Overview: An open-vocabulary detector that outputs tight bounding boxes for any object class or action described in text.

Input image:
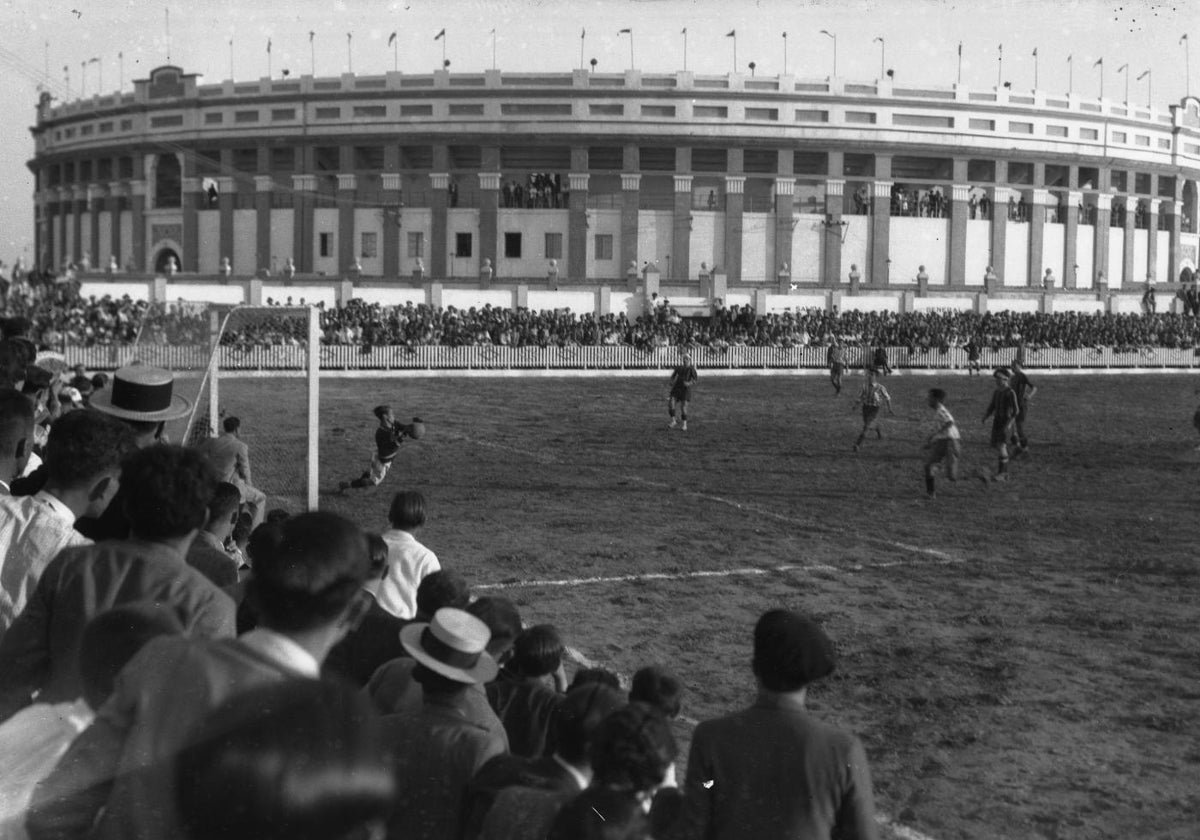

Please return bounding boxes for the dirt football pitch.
[217,371,1199,840]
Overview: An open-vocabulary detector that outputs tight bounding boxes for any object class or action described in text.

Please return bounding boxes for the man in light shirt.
[0,410,136,638]
[0,389,34,495]
[378,490,440,619]
[922,388,962,499]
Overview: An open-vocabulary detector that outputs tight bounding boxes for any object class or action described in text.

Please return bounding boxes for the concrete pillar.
[1121,196,1137,286]
[949,183,970,286]
[1064,190,1081,289]
[1146,198,1161,282]
[255,175,273,274]
[568,173,589,282]
[672,174,693,282]
[130,180,147,272]
[248,278,263,305]
[870,180,893,286]
[381,172,402,279]
[990,186,1012,285]
[179,177,199,272]
[337,173,356,275]
[218,176,236,273]
[430,172,449,278]
[85,184,101,270]
[725,176,745,282]
[1093,193,1112,288]
[1027,189,1049,289]
[774,177,795,290]
[823,179,845,287]
[291,174,316,275]
[478,171,500,279]
[1166,198,1183,282]
[71,187,85,266]
[620,173,641,283]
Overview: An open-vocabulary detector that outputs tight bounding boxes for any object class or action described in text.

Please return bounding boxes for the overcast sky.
[0,0,1193,266]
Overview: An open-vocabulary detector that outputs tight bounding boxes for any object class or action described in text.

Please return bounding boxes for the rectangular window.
[271,108,296,121]
[1080,127,1099,140]
[1112,131,1127,143]
[455,232,473,257]
[504,233,522,258]
[400,105,433,117]
[969,118,995,131]
[594,234,613,260]
[150,115,183,128]
[500,103,573,115]
[1158,138,1171,149]
[99,122,113,133]
[80,125,94,136]
[449,104,485,116]
[1008,121,1034,134]
[1135,135,1150,147]
[234,110,260,123]
[353,105,387,118]
[360,232,377,259]
[589,104,624,116]
[120,119,133,131]
[314,107,341,120]
[204,113,224,124]
[892,114,953,128]
[1046,125,1068,137]
[407,232,424,258]
[641,105,676,118]
[795,109,829,123]
[745,108,779,121]
[544,233,563,259]
[319,233,333,258]
[844,111,877,124]
[693,106,728,118]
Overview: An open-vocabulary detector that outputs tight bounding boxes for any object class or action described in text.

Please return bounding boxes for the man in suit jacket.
[195,416,267,526]
[0,445,235,722]
[670,609,878,840]
[26,511,372,840]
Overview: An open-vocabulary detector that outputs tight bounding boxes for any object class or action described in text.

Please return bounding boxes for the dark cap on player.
[993,367,1011,379]
[373,405,392,419]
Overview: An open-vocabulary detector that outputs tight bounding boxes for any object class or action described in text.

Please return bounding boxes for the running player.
[981,368,1020,481]
[963,337,982,376]
[922,388,961,498]
[339,405,424,490]
[667,352,698,431]
[1008,359,1037,456]
[852,368,894,451]
[826,339,846,395]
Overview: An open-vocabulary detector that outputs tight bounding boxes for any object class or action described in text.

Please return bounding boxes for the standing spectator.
[376,490,440,619]
[0,445,234,722]
[670,609,877,840]
[0,410,135,637]
[195,417,267,527]
[26,511,373,840]
[0,389,34,494]
[487,624,569,758]
[185,482,242,588]
[383,608,506,840]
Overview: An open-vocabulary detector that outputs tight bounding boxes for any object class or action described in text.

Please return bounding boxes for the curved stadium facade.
[27,64,1200,310]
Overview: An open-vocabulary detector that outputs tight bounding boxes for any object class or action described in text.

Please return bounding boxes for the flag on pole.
[1137,69,1149,80]
[958,42,962,56]
[1093,57,1103,67]
[1118,63,1128,72]
[681,27,687,35]
[388,32,397,46]
[618,28,631,34]
[434,28,445,40]
[267,39,272,53]
[310,31,315,43]
[726,30,735,37]
[581,28,585,39]
[1032,47,1037,57]
[1182,34,1189,44]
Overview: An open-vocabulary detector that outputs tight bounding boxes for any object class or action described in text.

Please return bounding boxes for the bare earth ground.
[218,372,1199,840]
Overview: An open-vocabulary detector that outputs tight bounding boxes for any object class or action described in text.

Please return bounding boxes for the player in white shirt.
[922,388,961,499]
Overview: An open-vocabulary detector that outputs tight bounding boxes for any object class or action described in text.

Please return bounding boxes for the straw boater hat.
[399,608,498,685]
[89,365,191,422]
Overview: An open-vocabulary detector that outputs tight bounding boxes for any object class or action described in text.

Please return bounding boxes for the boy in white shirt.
[923,388,961,499]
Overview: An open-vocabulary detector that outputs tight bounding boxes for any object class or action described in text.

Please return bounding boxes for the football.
[403,418,426,439]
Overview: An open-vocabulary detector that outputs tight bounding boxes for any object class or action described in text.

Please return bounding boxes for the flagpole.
[733,33,737,72]
[997,43,1003,87]
[122,50,126,89]
[1138,70,1151,109]
[491,29,496,71]
[347,33,352,74]
[1183,35,1191,98]
[311,32,316,76]
[957,42,962,85]
[267,39,272,79]
[782,32,787,76]
[1033,48,1038,91]
[874,36,884,78]
[1067,55,1073,96]
[165,8,171,63]
[819,30,836,77]
[630,30,634,70]
[1119,64,1128,104]
[683,29,688,73]
[1098,59,1103,101]
[580,29,585,71]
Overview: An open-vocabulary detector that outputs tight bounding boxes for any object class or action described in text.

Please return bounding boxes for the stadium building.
[27,64,1200,310]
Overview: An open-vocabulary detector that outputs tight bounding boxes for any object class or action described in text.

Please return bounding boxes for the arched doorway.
[154,247,181,274]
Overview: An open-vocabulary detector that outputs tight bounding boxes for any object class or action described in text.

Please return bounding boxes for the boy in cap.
[922,388,961,499]
[339,405,424,490]
[667,352,698,431]
[982,367,1020,482]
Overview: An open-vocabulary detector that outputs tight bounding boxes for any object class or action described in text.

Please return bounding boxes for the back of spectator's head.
[752,609,837,693]
[630,666,683,720]
[467,596,522,660]
[510,624,565,678]
[0,388,34,476]
[387,490,426,530]
[414,569,470,619]
[546,787,648,840]
[365,533,388,579]
[21,365,52,397]
[78,603,185,709]
[223,416,240,434]
[90,372,109,392]
[44,409,137,512]
[554,683,627,766]
[246,521,285,567]
[265,508,291,525]
[0,342,26,389]
[121,445,217,541]
[589,703,677,793]
[207,482,242,529]
[247,512,371,635]
[569,667,622,693]
[176,679,394,840]
[232,512,254,548]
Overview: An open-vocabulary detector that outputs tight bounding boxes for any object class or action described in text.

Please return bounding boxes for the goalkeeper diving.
[339,404,425,490]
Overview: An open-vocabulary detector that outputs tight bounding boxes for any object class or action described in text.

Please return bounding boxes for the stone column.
[254,175,273,275]
[337,173,356,276]
[724,176,745,283]
[478,171,501,280]
[620,172,641,281]
[1121,196,1137,287]
[870,180,893,286]
[36,191,51,270]
[1093,193,1112,288]
[108,181,124,269]
[1027,188,1049,289]
[291,174,316,274]
[990,186,1012,285]
[430,172,450,278]
[1166,199,1183,283]
[381,172,402,279]
[219,176,236,273]
[949,183,971,286]
[568,173,589,281]
[87,184,103,270]
[673,174,693,282]
[1146,198,1161,282]
[823,179,845,286]
[774,178,795,290]
[130,179,147,271]
[1064,190,1081,288]
[71,187,85,266]
[180,176,200,272]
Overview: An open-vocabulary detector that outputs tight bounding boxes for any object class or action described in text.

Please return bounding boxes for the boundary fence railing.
[59,344,1200,372]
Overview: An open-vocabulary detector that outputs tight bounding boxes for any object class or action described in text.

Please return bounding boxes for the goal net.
[129,303,321,512]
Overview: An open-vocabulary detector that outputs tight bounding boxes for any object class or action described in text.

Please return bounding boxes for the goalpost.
[133,303,322,512]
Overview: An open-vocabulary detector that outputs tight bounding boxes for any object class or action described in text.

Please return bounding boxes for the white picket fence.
[58,344,1200,372]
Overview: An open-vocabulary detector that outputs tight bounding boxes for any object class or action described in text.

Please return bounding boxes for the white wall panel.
[585,209,621,281]
[840,294,902,313]
[119,211,133,271]
[842,216,870,284]
[197,211,220,274]
[890,217,948,285]
[527,291,596,313]
[688,211,719,279]
[495,210,569,279]
[97,215,113,266]
[911,296,975,312]
[166,283,246,304]
[1042,223,1065,289]
[232,209,257,275]
[1132,230,1149,284]
[965,220,991,286]
[791,214,823,283]
[1003,223,1029,287]
[269,210,294,273]
[1076,226,1095,288]
[741,212,773,283]
[442,288,512,309]
[1156,231,1171,283]
[313,208,339,276]
[446,209,481,278]
[989,297,1039,313]
[1051,296,1105,314]
[262,285,337,307]
[353,287,428,306]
